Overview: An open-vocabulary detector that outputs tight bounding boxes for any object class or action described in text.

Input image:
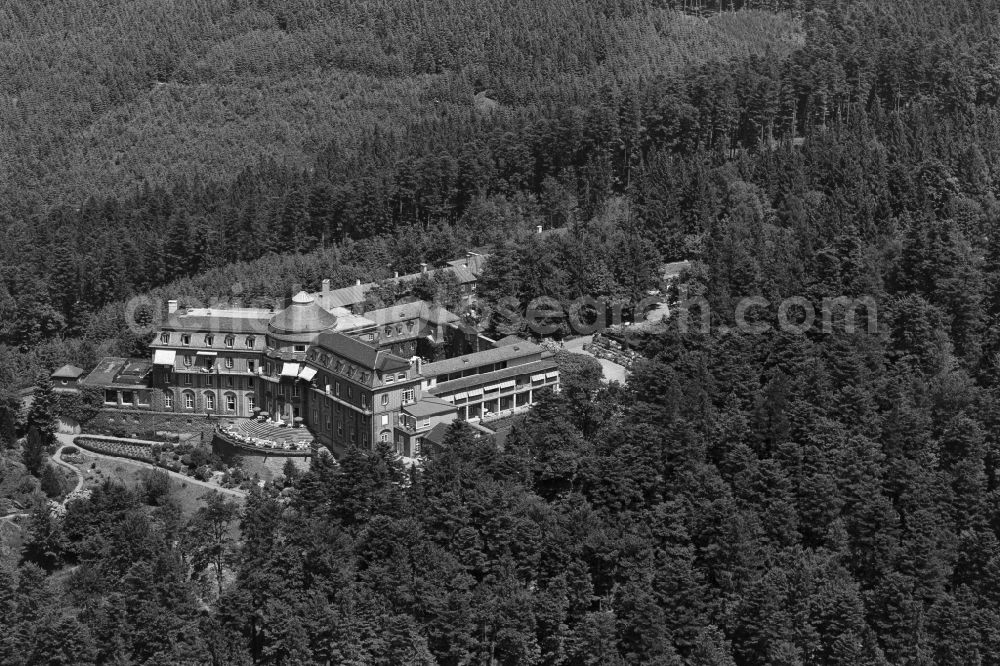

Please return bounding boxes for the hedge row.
[74,437,155,464]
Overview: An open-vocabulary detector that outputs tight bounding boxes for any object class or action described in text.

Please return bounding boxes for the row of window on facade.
[162,390,253,413]
[103,388,252,413]
[382,321,415,338]
[304,399,373,445]
[104,390,150,407]
[179,356,247,370]
[162,333,257,348]
[306,350,390,384]
[319,379,414,407]
[168,370,255,389]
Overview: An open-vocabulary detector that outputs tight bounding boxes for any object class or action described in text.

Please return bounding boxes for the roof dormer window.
[181,334,191,346]
[160,332,170,344]
[204,334,214,346]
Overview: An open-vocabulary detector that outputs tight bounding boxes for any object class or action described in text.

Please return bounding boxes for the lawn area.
[71,451,244,516]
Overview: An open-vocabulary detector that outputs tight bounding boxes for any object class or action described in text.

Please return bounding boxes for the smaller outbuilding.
[51,364,86,393]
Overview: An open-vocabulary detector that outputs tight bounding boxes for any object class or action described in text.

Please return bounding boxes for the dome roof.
[268,292,340,336]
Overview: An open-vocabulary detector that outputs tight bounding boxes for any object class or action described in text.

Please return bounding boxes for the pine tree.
[282,458,300,485]
[186,493,241,596]
[40,464,63,498]
[26,374,57,448]
[22,427,45,477]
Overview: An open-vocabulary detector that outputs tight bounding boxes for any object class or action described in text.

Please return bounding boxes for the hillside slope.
[0,1,801,208]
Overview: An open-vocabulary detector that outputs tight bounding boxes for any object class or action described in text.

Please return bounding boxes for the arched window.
[225,393,236,413]
[379,430,392,443]
[205,391,216,411]
[164,391,173,409]
[183,391,195,410]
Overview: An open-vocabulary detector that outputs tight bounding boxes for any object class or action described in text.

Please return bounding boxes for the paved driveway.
[562,336,629,384]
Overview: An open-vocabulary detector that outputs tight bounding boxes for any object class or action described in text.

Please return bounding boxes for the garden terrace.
[216,420,316,455]
[74,436,155,464]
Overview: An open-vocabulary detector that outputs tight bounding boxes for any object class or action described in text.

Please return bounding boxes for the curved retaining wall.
[212,430,313,481]
[212,427,315,458]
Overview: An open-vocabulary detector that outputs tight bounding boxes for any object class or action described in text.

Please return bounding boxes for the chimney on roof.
[322,278,330,293]
[356,279,361,286]
[410,355,422,375]
[536,225,543,234]
[420,262,428,273]
[167,300,178,314]
[394,271,399,279]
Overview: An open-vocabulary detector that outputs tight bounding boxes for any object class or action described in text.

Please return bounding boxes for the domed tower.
[267,291,341,355]
[261,292,342,426]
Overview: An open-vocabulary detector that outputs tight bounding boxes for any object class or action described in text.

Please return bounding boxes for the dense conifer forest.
[5,0,1000,663]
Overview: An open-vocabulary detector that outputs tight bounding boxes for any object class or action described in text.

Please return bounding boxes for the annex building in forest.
[74,256,560,457]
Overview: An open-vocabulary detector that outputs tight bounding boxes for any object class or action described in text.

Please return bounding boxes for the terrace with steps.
[216,418,317,453]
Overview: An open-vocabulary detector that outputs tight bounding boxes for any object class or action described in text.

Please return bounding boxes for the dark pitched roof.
[485,415,527,448]
[363,302,459,335]
[421,340,548,377]
[315,331,379,367]
[314,331,410,373]
[422,302,460,325]
[316,283,367,310]
[315,252,490,308]
[376,355,411,373]
[51,364,85,379]
[428,359,557,395]
[422,422,451,448]
[446,252,488,276]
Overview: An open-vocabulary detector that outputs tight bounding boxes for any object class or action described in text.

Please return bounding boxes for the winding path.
[55,433,246,499]
[0,510,28,522]
[51,444,85,496]
[0,443,86,523]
